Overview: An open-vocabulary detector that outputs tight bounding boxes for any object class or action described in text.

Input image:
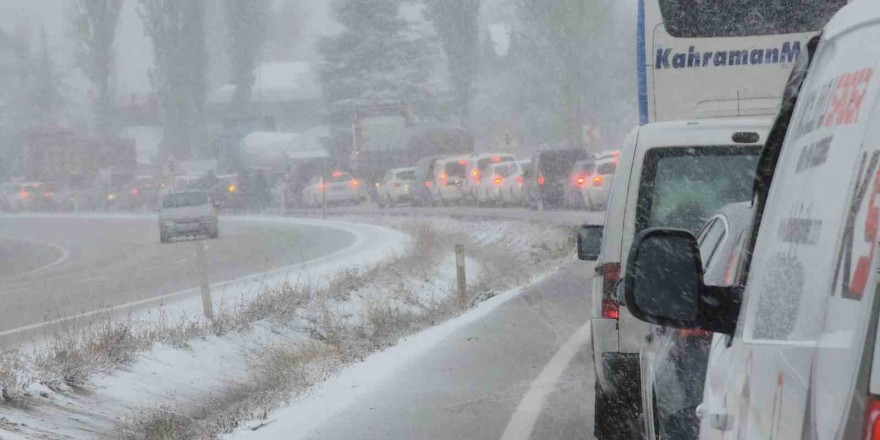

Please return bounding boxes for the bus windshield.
[659,0,846,38]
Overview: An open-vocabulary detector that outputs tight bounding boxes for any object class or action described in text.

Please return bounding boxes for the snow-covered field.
[0,215,574,439]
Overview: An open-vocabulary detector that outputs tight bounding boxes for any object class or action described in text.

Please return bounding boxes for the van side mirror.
[577,225,603,261]
[623,228,741,335]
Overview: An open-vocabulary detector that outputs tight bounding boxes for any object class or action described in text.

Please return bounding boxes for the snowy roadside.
[0,215,574,440]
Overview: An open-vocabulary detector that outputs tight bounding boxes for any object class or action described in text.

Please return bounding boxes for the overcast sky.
[0,0,340,96]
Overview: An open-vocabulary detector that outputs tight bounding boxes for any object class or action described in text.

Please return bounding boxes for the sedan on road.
[377,167,415,207]
[303,172,361,208]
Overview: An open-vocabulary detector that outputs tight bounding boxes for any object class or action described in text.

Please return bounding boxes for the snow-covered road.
[226,261,596,440]
[0,215,409,343]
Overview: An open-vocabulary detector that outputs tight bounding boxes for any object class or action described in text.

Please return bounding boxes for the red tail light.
[472,169,480,182]
[538,175,545,185]
[351,179,360,188]
[440,173,448,186]
[20,191,28,199]
[678,328,712,338]
[575,176,586,186]
[491,155,501,163]
[425,180,432,188]
[131,187,139,197]
[864,395,880,440]
[596,263,620,319]
[593,175,604,186]
[318,183,326,191]
[493,177,503,185]
[516,175,524,184]
[458,159,468,165]
[43,191,53,198]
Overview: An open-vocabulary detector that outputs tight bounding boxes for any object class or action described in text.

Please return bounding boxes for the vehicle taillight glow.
[20,191,28,199]
[724,244,742,285]
[130,187,139,197]
[425,180,432,188]
[575,176,586,186]
[678,328,712,338]
[493,177,503,185]
[593,176,604,186]
[331,171,343,178]
[538,175,545,185]
[43,191,53,198]
[351,179,360,188]
[472,169,480,182]
[440,173,448,186]
[491,156,501,163]
[318,183,326,191]
[458,159,467,165]
[516,176,524,184]
[597,262,620,319]
[863,395,880,440]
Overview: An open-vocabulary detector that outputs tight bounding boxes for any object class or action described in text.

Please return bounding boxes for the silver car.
[158,191,219,243]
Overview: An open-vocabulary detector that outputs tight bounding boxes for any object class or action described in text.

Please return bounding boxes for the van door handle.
[708,410,729,431]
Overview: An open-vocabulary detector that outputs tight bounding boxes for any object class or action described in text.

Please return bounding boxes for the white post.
[195,240,213,320]
[73,195,79,214]
[456,244,467,310]
[322,157,328,220]
[280,186,286,217]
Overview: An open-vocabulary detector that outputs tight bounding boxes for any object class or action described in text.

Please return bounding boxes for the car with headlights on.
[158,191,219,243]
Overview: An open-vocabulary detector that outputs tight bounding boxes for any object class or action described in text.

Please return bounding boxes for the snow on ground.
[0,213,573,439]
[224,283,534,440]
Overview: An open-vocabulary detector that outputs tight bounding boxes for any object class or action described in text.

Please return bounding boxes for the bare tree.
[425,0,481,127]
[70,0,123,134]
[223,0,269,117]
[139,0,208,161]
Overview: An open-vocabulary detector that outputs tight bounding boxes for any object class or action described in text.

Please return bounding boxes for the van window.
[444,162,466,177]
[597,162,617,175]
[636,146,760,234]
[396,170,414,180]
[697,218,726,270]
[659,0,845,38]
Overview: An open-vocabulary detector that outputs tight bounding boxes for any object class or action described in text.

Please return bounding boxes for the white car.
[430,156,468,205]
[2,182,42,211]
[377,167,415,207]
[476,162,510,205]
[577,118,770,439]
[302,172,361,208]
[464,153,517,205]
[581,151,618,211]
[158,191,219,243]
[626,6,880,440]
[498,161,526,206]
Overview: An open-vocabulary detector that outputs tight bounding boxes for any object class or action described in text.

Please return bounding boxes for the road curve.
[0,215,403,340]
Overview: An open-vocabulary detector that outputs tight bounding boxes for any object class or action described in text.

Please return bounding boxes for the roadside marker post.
[195,240,213,320]
[456,244,467,310]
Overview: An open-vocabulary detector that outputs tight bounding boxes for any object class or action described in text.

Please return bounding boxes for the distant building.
[207,61,324,132]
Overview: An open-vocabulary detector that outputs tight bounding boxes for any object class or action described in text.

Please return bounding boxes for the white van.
[578,118,770,439]
[622,3,880,439]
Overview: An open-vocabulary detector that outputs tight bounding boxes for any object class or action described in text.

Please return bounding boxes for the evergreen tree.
[223,0,269,117]
[70,0,123,134]
[318,0,436,127]
[139,0,208,161]
[424,0,480,127]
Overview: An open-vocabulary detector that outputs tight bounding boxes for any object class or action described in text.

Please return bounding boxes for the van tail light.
[678,328,712,338]
[516,175,524,184]
[493,177,503,185]
[593,175,604,186]
[596,262,620,319]
[864,395,880,440]
[440,173,448,186]
[538,175,545,185]
[425,180,432,188]
[575,176,586,186]
[724,244,742,285]
[472,169,480,182]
